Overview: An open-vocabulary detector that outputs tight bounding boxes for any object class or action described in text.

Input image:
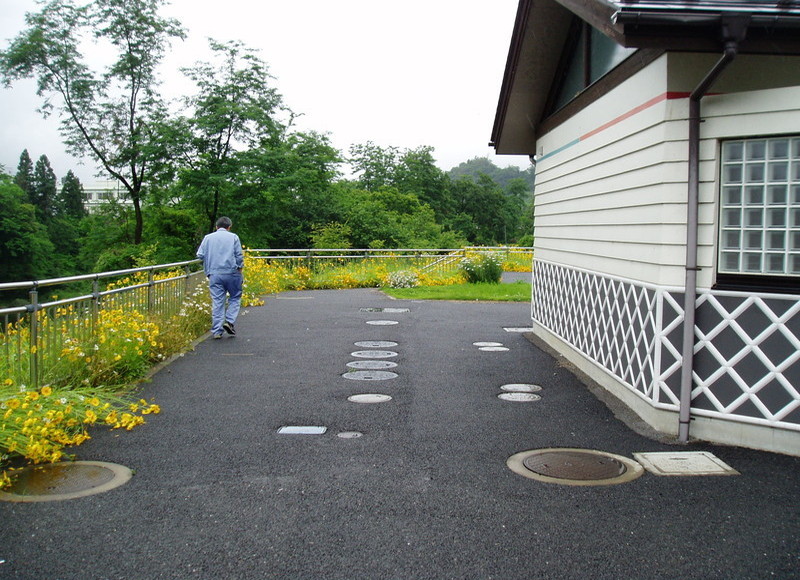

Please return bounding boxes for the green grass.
[382,281,531,302]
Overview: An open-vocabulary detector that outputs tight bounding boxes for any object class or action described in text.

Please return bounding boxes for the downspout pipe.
[678,26,744,443]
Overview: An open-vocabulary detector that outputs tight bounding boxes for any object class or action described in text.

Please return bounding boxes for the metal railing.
[246,246,533,275]
[0,260,204,390]
[1,247,532,390]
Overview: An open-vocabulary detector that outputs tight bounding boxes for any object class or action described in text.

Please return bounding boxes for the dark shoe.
[222,321,236,336]
[213,333,223,340]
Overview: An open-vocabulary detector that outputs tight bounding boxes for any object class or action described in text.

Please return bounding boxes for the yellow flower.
[88,398,100,407]
[3,379,12,386]
[40,386,53,397]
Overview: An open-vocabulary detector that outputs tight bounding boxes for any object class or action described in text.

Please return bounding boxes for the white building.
[83,180,131,212]
[492,0,800,455]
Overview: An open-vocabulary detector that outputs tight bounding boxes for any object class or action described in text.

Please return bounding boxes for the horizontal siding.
[533,53,800,289]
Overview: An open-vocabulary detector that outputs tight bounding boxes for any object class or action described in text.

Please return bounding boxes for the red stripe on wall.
[579,91,691,142]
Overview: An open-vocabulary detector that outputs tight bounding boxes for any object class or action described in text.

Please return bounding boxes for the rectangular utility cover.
[504,327,534,333]
[633,451,738,476]
[277,426,327,435]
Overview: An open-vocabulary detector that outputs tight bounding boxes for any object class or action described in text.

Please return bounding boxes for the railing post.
[27,284,39,389]
[91,277,100,339]
[147,268,155,315]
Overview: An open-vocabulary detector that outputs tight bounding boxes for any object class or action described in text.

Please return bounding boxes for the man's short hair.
[216,216,232,229]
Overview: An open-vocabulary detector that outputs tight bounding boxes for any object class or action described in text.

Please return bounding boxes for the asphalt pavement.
[1,286,798,579]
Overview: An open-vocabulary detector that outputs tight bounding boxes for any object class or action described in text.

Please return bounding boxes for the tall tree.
[32,154,58,221]
[348,142,398,192]
[14,149,34,201]
[177,39,290,232]
[0,174,55,282]
[58,169,86,219]
[0,0,186,244]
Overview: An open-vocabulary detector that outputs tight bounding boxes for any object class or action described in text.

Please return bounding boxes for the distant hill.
[447,157,535,190]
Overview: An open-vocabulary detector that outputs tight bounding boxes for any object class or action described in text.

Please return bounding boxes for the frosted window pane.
[768,231,785,250]
[768,185,787,205]
[746,186,763,205]
[723,208,741,227]
[722,186,741,205]
[744,253,762,272]
[790,254,800,275]
[766,254,785,273]
[724,165,742,184]
[770,139,789,159]
[769,162,788,182]
[746,141,766,160]
[746,231,762,250]
[721,252,740,271]
[746,164,764,183]
[723,142,743,161]
[745,209,763,227]
[723,231,741,249]
[768,208,786,228]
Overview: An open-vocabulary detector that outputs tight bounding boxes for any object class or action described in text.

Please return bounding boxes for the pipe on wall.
[678,17,748,443]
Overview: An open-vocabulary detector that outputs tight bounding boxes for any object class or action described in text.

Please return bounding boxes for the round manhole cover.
[507,448,644,486]
[347,360,398,370]
[473,341,503,347]
[0,461,132,502]
[498,392,541,402]
[351,350,398,359]
[480,346,509,352]
[366,320,398,326]
[354,341,398,348]
[501,383,542,392]
[348,394,393,403]
[343,370,398,381]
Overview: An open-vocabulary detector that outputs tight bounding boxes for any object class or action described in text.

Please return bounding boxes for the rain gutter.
[678,15,749,443]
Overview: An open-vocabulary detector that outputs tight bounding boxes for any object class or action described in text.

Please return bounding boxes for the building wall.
[531,52,800,454]
[534,52,800,288]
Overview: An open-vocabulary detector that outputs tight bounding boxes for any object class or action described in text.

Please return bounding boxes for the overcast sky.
[0,0,530,185]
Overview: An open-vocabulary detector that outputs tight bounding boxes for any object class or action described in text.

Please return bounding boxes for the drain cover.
[354,341,398,348]
[0,461,132,502]
[633,451,739,476]
[351,350,398,359]
[473,342,503,347]
[366,320,398,326]
[348,394,392,403]
[343,370,398,381]
[498,392,541,402]
[347,360,398,369]
[501,383,542,392]
[277,426,327,435]
[480,346,509,352]
[507,448,644,486]
[338,431,364,439]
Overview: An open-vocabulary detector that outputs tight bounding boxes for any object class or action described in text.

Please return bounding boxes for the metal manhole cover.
[343,370,398,381]
[507,448,644,486]
[480,346,509,352]
[366,320,399,326]
[354,341,398,348]
[498,392,541,402]
[0,461,132,502]
[348,394,393,403]
[473,342,503,347]
[501,383,542,392]
[351,350,398,359]
[347,360,398,370]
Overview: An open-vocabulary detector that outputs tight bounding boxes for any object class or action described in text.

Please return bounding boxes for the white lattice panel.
[534,260,800,431]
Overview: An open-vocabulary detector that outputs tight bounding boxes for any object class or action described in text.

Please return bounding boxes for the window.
[718,137,800,286]
[550,21,636,113]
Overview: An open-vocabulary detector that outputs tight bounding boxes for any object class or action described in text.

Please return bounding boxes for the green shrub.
[460,253,502,284]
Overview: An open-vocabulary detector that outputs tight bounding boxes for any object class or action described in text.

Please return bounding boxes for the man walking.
[196,216,244,339]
